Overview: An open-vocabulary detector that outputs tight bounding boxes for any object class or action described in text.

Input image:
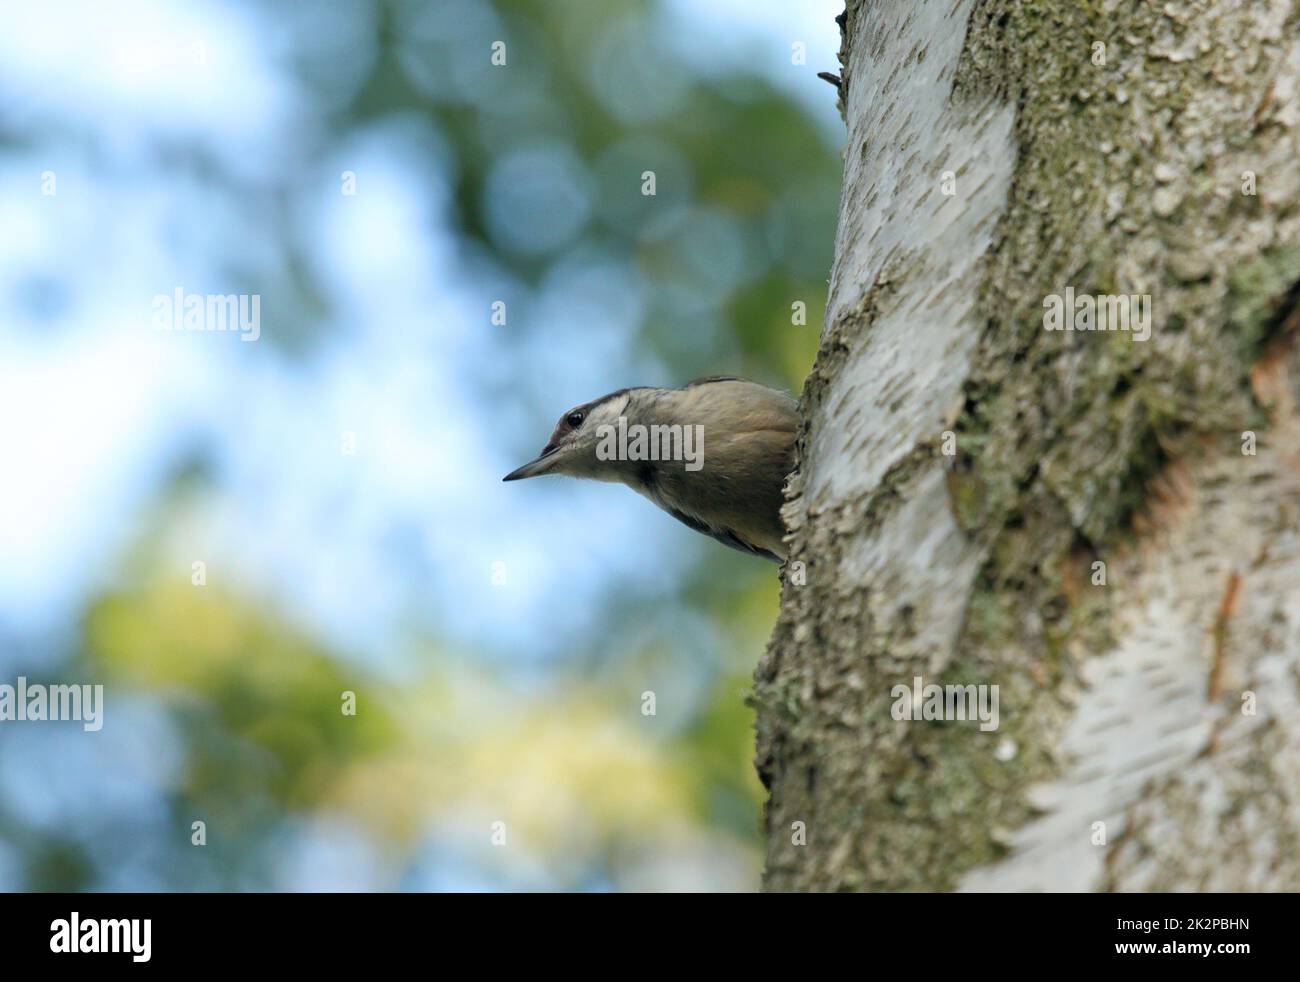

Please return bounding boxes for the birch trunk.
[755,0,1300,892]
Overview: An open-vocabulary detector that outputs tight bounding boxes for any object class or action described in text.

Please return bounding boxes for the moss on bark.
[757,0,1300,891]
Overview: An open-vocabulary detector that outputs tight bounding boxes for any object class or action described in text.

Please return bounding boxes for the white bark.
[757,0,1300,892]
[809,0,1014,673]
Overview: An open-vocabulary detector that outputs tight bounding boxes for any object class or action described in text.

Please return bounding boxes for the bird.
[503,377,800,561]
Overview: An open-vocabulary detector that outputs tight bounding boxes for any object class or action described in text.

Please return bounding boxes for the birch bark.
[756,0,1300,892]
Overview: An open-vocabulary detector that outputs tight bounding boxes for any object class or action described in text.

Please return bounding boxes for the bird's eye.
[566,411,585,427]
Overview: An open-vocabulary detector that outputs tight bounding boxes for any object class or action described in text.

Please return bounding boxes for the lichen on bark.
[756,0,1300,892]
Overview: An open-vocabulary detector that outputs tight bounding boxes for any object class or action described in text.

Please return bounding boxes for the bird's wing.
[662,503,783,563]
[683,375,743,388]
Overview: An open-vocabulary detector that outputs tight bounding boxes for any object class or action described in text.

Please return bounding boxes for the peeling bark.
[755,0,1300,891]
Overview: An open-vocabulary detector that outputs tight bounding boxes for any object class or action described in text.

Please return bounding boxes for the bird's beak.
[502,443,561,482]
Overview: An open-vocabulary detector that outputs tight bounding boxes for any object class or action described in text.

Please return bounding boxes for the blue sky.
[0,0,842,665]
[0,0,846,893]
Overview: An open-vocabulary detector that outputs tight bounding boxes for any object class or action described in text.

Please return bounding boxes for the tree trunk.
[755,0,1300,892]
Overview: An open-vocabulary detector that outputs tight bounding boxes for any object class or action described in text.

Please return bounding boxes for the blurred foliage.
[87,580,400,807]
[377,0,837,387]
[0,0,840,890]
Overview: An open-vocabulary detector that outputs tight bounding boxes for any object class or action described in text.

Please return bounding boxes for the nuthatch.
[504,377,799,561]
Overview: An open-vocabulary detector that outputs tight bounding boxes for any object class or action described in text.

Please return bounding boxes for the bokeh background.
[0,0,842,891]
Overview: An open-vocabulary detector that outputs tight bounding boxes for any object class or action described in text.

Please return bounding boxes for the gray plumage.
[503,377,799,561]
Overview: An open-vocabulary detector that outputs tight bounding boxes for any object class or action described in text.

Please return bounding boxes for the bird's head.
[503,389,635,483]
